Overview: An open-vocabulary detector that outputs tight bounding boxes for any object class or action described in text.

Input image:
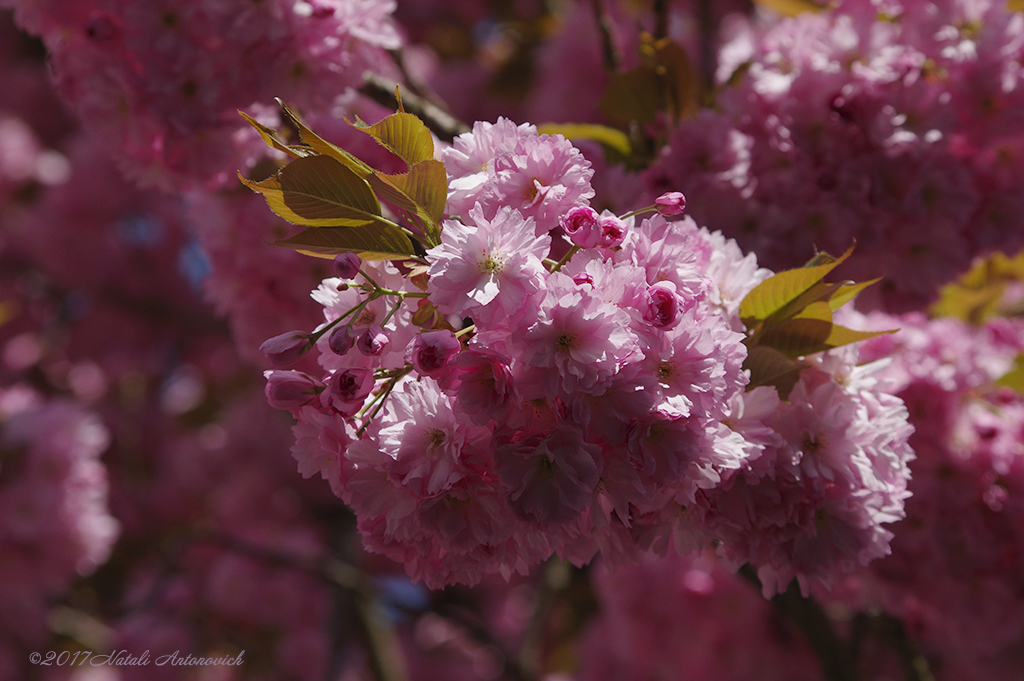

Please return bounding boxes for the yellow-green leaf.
[752,0,826,16]
[931,249,1024,323]
[756,317,834,359]
[829,277,882,310]
[239,111,312,160]
[739,244,854,328]
[824,325,898,351]
[276,99,373,177]
[353,112,435,168]
[240,155,381,227]
[744,345,805,400]
[366,159,447,227]
[274,225,415,261]
[536,123,632,158]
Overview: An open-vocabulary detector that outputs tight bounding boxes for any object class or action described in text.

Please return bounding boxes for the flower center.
[556,333,578,351]
[479,252,504,274]
[428,428,447,448]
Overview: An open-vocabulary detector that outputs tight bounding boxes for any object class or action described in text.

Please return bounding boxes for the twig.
[360,73,470,143]
[589,0,620,71]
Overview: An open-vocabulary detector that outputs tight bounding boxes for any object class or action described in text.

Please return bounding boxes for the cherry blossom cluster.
[645,0,1024,312]
[264,119,915,591]
[839,310,1024,681]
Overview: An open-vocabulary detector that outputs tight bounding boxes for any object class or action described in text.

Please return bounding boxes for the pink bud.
[654,192,686,215]
[409,330,461,377]
[259,331,309,368]
[560,206,601,248]
[644,281,681,329]
[333,253,361,279]
[328,325,356,355]
[572,272,594,287]
[264,370,318,411]
[322,368,375,415]
[598,215,626,250]
[356,325,389,356]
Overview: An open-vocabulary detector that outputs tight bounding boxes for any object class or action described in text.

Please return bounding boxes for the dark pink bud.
[598,215,626,249]
[333,253,361,279]
[328,325,356,355]
[409,330,461,377]
[260,331,309,368]
[654,192,686,215]
[560,206,601,248]
[644,281,681,329]
[356,325,389,356]
[264,370,318,411]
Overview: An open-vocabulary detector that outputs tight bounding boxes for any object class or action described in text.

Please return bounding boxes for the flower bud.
[328,325,356,355]
[409,330,461,377]
[644,281,681,329]
[654,192,686,215]
[598,215,626,250]
[264,370,318,411]
[259,331,309,368]
[356,325,389,356]
[333,253,361,279]
[560,206,601,248]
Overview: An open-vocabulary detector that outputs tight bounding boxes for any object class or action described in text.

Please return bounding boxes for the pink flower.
[327,325,355,355]
[332,253,361,279]
[321,368,375,416]
[426,203,550,327]
[643,281,682,330]
[495,424,603,526]
[452,347,519,425]
[264,370,320,411]
[408,330,461,378]
[260,330,310,368]
[356,325,388,356]
[654,191,687,215]
[561,205,602,248]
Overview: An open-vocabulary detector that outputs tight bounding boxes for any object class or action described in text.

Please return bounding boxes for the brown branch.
[590,0,620,71]
[359,73,470,143]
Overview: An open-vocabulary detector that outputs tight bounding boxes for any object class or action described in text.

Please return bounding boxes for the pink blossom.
[643,281,682,330]
[260,330,310,368]
[452,347,519,425]
[356,324,389,356]
[426,203,550,327]
[332,253,361,279]
[264,370,319,412]
[654,191,686,215]
[495,423,603,526]
[327,325,356,355]
[408,330,461,378]
[321,368,375,416]
[561,205,602,248]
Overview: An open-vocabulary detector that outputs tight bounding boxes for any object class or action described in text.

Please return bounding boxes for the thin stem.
[309,299,370,344]
[619,204,657,220]
[454,324,476,338]
[360,73,470,144]
[550,245,581,273]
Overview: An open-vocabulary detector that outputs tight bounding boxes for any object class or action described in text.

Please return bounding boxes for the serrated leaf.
[824,325,897,351]
[744,345,805,400]
[536,123,632,158]
[274,225,415,261]
[740,243,854,329]
[276,99,373,177]
[829,277,882,310]
[366,160,447,227]
[354,112,435,168]
[757,317,834,359]
[240,155,382,227]
[239,111,312,159]
[753,0,826,16]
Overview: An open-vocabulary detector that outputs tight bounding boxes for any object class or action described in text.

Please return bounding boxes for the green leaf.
[366,159,447,227]
[353,112,435,168]
[744,345,805,400]
[239,110,312,160]
[752,0,826,16]
[536,123,632,158]
[240,155,382,227]
[739,243,854,329]
[274,225,416,261]
[276,99,373,177]
[829,277,882,310]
